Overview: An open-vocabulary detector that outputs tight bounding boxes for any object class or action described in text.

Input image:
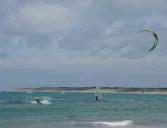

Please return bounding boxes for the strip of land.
[11,87,167,94]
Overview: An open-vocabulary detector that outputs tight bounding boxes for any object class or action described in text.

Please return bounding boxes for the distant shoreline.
[11,87,167,94]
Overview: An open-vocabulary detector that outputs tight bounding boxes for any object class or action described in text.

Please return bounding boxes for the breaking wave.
[87,120,133,127]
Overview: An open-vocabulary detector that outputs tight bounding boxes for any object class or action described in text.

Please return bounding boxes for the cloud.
[0,0,167,89]
[2,4,77,36]
[0,52,10,58]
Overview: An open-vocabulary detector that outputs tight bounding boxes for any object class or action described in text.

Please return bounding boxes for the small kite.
[138,29,158,52]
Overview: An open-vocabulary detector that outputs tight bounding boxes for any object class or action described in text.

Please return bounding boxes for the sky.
[0,0,167,90]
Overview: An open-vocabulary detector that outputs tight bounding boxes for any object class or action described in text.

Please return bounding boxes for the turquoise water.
[0,92,167,128]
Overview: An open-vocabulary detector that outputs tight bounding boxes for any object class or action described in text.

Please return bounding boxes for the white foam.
[26,100,37,104]
[26,99,51,105]
[88,120,133,127]
[27,91,33,94]
[40,99,51,104]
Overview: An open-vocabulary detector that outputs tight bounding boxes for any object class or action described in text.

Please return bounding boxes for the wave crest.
[88,120,133,127]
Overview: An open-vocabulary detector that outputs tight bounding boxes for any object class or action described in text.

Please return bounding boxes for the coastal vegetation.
[12,87,167,94]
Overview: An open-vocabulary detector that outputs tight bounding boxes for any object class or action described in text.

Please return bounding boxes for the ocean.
[0,92,167,128]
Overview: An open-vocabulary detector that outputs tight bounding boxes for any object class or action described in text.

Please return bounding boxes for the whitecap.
[87,120,133,127]
[27,91,33,94]
[26,99,51,105]
[40,99,51,104]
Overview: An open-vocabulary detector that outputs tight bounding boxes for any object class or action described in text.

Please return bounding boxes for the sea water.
[0,92,167,128]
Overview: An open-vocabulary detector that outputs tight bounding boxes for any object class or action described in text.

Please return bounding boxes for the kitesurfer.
[95,95,98,101]
[36,98,42,104]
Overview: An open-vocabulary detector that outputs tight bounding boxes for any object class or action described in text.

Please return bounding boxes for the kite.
[138,29,158,52]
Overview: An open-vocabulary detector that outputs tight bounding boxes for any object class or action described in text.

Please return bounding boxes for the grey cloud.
[58,26,105,50]
[1,4,77,36]
[56,21,157,59]
[0,52,10,58]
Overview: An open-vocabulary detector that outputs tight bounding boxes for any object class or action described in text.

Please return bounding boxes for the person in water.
[95,95,98,101]
[36,98,42,104]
